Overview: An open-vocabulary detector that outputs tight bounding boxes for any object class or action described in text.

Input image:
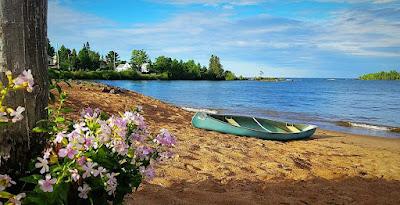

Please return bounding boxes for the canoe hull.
[192,112,317,141]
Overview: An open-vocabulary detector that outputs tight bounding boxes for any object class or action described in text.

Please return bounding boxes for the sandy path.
[59,81,400,204]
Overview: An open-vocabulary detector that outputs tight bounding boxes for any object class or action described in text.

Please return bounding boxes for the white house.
[116,63,132,72]
[140,63,150,73]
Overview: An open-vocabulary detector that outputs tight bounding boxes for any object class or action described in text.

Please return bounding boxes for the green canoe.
[191,112,317,141]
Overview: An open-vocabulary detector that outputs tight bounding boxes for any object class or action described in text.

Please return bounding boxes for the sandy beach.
[58,81,400,204]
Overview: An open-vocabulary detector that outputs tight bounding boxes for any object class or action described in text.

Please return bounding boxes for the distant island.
[359,70,400,80]
[254,77,286,82]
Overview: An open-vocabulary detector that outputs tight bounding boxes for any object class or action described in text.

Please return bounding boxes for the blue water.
[97,79,400,138]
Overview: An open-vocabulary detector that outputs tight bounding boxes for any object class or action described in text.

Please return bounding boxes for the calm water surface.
[97,79,400,138]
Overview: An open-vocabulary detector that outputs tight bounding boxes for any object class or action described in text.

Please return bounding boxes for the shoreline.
[58,81,400,204]
[96,79,400,139]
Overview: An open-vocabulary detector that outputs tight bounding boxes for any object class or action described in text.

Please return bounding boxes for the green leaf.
[55,117,65,123]
[32,126,49,133]
[20,174,42,184]
[60,107,73,113]
[53,183,70,204]
[56,84,62,94]
[0,191,13,199]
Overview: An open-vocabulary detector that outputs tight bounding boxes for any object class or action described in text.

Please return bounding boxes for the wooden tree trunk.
[0,0,48,175]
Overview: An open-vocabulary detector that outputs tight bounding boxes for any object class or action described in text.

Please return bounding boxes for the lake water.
[97,79,400,138]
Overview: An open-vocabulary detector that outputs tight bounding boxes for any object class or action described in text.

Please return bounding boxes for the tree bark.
[0,0,48,175]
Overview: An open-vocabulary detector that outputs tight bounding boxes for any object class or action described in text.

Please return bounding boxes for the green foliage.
[49,41,237,80]
[49,69,169,80]
[208,55,225,80]
[359,70,400,80]
[224,71,236,80]
[47,38,55,57]
[105,51,120,70]
[153,56,172,73]
[131,49,150,69]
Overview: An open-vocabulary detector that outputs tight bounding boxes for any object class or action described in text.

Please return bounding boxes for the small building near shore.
[116,63,132,72]
[140,63,150,73]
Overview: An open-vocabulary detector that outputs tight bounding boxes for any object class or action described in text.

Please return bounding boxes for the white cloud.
[48,1,400,77]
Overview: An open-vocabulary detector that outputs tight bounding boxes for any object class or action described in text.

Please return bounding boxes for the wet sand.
[59,81,400,204]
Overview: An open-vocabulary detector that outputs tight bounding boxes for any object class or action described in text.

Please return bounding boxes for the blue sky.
[48,0,400,78]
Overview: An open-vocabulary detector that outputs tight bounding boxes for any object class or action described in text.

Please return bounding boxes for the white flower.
[43,148,52,159]
[54,132,66,144]
[69,169,80,182]
[0,174,16,191]
[105,172,118,196]
[0,112,8,122]
[10,106,25,123]
[78,183,91,199]
[73,122,89,133]
[7,193,26,205]
[35,157,49,174]
[92,166,107,177]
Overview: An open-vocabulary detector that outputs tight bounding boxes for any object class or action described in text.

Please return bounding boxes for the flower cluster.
[0,174,26,205]
[0,70,34,124]
[24,107,175,204]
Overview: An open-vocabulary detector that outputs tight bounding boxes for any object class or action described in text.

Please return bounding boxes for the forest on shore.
[48,41,238,80]
[359,70,400,80]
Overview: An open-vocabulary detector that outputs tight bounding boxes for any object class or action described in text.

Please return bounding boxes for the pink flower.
[92,166,107,177]
[0,174,16,191]
[10,106,25,123]
[38,175,56,192]
[84,135,97,150]
[130,133,144,142]
[82,161,97,178]
[112,141,128,156]
[155,129,176,147]
[7,193,26,205]
[54,132,66,144]
[69,169,80,182]
[158,151,174,160]
[58,144,78,159]
[77,156,87,166]
[14,69,34,92]
[81,107,100,119]
[105,172,118,196]
[35,157,49,174]
[135,146,153,159]
[78,183,91,199]
[43,148,52,159]
[73,122,89,133]
[140,166,155,180]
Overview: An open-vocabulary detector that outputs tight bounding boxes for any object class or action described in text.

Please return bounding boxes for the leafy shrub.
[1,70,176,205]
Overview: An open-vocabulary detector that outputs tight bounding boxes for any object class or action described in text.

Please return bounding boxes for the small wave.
[182,107,218,114]
[336,121,394,131]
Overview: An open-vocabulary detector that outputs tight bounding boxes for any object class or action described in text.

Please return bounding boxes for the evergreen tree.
[58,45,71,70]
[106,51,120,70]
[70,49,78,70]
[47,38,55,57]
[208,55,224,80]
[78,43,91,70]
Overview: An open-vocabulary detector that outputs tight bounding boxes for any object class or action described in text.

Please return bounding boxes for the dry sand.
[59,81,400,205]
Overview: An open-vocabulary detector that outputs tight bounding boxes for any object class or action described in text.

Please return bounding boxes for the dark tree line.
[49,42,236,80]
